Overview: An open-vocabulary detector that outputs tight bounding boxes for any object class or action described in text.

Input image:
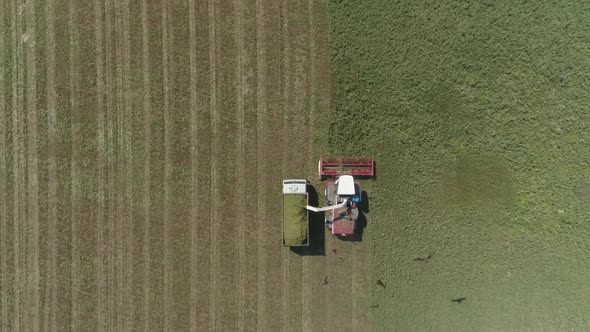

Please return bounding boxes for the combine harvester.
[306,158,374,237]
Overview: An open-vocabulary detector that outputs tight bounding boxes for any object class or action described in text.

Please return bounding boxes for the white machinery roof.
[337,175,355,196]
[282,179,307,194]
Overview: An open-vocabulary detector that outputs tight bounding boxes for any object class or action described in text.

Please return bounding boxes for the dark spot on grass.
[575,182,590,207]
[442,153,514,207]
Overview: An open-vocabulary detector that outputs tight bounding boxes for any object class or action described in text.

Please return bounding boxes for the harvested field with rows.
[0,0,369,331]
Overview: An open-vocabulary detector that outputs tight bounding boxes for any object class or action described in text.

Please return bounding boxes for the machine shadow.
[290,184,326,256]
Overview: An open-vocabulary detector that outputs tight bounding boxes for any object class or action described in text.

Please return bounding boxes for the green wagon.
[282,179,309,247]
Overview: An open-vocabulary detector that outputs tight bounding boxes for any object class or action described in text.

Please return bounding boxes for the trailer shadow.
[290,184,326,256]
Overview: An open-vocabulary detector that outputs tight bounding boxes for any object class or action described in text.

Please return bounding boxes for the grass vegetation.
[327,1,590,330]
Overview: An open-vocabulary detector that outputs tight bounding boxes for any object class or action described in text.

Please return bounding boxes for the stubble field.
[0,0,370,331]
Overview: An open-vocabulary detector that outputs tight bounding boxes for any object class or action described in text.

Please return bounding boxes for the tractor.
[305,158,374,237]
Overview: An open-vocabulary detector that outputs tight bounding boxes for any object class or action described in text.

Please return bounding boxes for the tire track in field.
[303,2,333,331]
[68,0,83,328]
[94,0,106,329]
[144,1,165,329]
[281,0,311,330]
[11,0,24,329]
[72,1,100,328]
[237,1,259,330]
[236,0,261,330]
[24,1,40,330]
[160,1,172,329]
[351,239,370,330]
[188,0,199,329]
[124,3,145,329]
[53,0,73,328]
[44,0,58,329]
[255,0,267,328]
[121,1,133,330]
[190,1,212,328]
[210,1,240,330]
[113,2,125,329]
[302,1,315,330]
[0,2,7,329]
[140,0,152,329]
[104,0,117,328]
[165,2,192,329]
[255,1,284,330]
[236,0,246,328]
[207,0,217,329]
[280,1,290,329]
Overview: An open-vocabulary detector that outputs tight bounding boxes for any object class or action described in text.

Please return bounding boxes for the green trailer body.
[282,179,309,247]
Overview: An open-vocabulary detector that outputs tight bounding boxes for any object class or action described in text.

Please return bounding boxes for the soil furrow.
[281,0,311,329]
[144,0,165,328]
[104,0,117,329]
[94,0,106,329]
[121,1,133,330]
[0,1,7,329]
[24,1,40,330]
[207,0,217,329]
[255,1,284,330]
[166,1,193,329]
[351,241,370,330]
[126,1,145,327]
[238,1,259,330]
[11,0,25,329]
[113,1,125,329]
[235,0,263,329]
[211,1,240,330]
[75,0,99,327]
[68,0,82,328]
[255,0,268,328]
[188,0,198,328]
[53,0,73,328]
[44,0,58,329]
[140,0,152,329]
[191,0,212,329]
[280,1,290,329]
[237,0,246,328]
[305,2,333,331]
[160,1,172,329]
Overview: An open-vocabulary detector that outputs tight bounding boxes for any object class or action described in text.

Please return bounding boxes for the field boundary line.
[236,0,246,330]
[207,0,217,329]
[140,0,152,329]
[68,0,81,328]
[254,0,266,328]
[94,0,106,329]
[11,0,23,328]
[188,0,199,329]
[44,0,58,328]
[0,0,7,329]
[113,1,125,329]
[25,1,40,330]
[160,1,171,330]
[121,1,132,330]
[302,1,314,330]
[104,0,116,329]
[279,2,290,330]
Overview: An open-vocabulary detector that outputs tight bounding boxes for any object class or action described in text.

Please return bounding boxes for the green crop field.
[328,1,590,330]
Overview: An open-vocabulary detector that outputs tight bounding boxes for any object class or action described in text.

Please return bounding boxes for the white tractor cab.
[306,175,361,236]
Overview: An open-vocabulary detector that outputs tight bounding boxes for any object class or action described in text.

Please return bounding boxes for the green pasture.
[328,1,590,330]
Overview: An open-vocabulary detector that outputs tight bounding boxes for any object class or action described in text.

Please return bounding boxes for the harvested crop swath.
[283,194,307,246]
